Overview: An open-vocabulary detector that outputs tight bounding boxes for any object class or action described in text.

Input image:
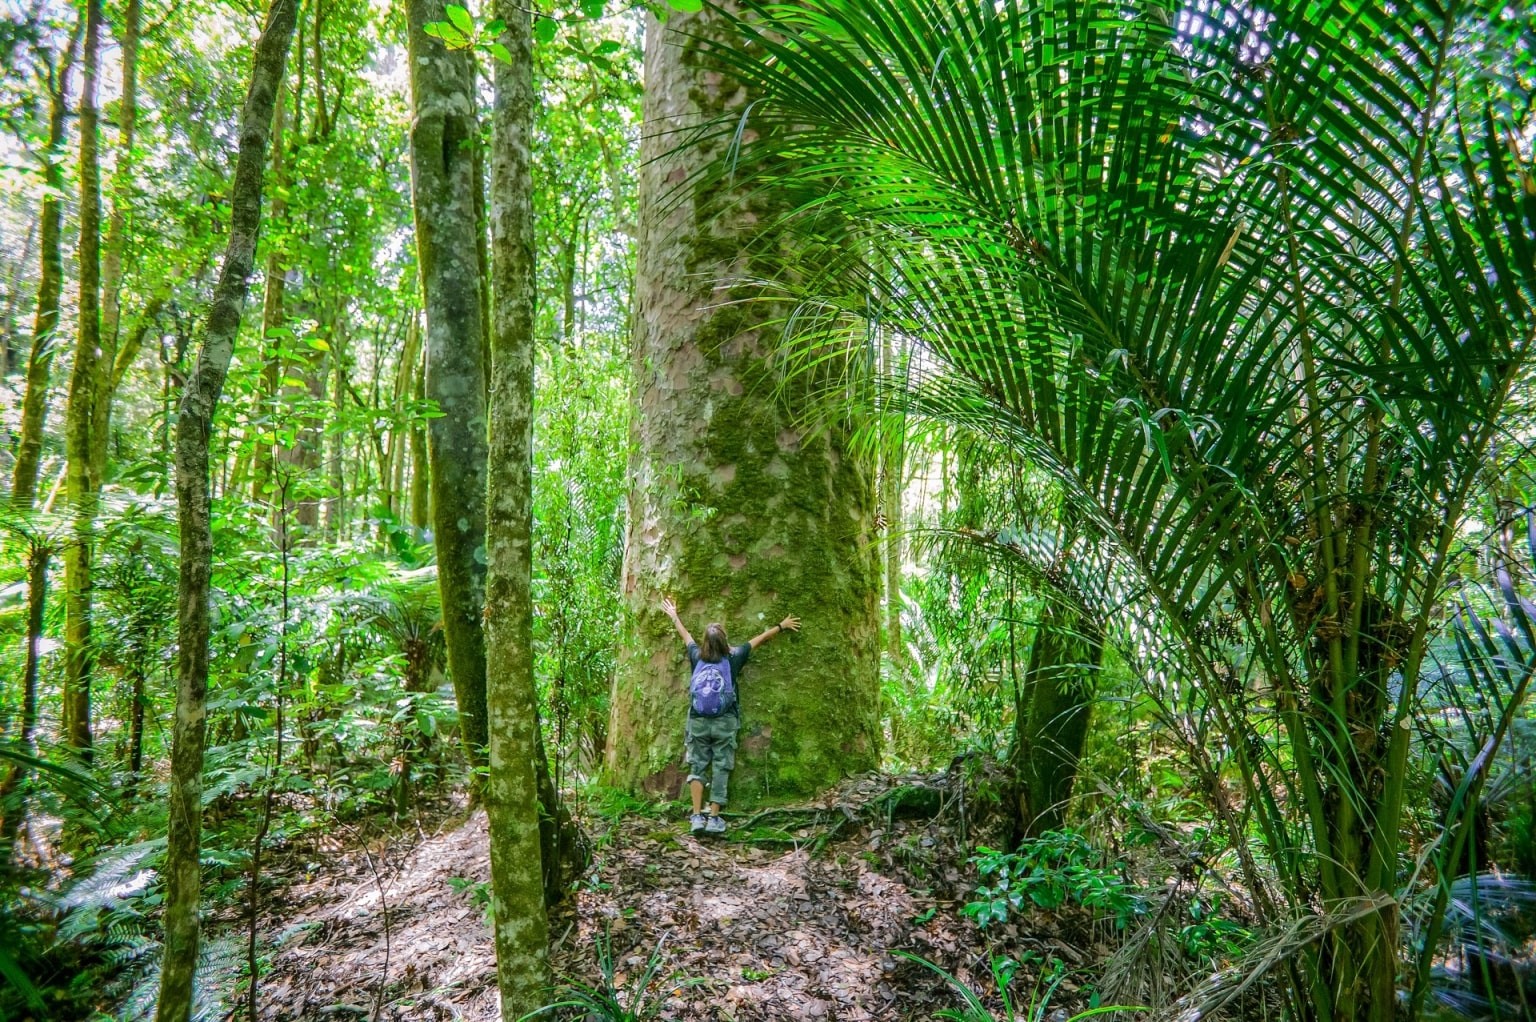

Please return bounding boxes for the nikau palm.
[707,0,1536,1018]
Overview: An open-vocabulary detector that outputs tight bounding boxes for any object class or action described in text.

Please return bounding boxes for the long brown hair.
[701,623,731,663]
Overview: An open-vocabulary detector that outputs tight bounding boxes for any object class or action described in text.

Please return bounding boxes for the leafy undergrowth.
[243,773,1123,1021]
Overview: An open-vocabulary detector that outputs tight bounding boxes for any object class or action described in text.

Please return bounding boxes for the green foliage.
[895,950,1140,1022]
[963,832,1145,932]
[522,928,703,1022]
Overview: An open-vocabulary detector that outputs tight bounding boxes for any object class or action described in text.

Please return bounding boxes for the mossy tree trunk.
[609,4,881,806]
[405,0,490,761]
[61,0,105,759]
[484,2,552,1008]
[1009,602,1102,842]
[9,18,81,511]
[154,0,296,1016]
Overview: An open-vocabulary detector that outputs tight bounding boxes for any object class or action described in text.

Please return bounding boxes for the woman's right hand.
[661,596,677,618]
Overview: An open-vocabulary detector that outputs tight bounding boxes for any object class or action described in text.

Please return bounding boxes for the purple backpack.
[690,657,735,716]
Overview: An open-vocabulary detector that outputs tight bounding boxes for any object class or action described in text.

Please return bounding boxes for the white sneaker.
[705,814,727,836]
[689,813,707,836]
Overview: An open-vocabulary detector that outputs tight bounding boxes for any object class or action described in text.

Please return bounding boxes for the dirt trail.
[250,775,1054,1021]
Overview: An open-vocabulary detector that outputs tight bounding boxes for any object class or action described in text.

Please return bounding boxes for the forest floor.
[242,772,1106,1022]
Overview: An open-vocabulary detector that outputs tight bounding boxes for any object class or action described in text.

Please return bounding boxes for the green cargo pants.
[685,711,739,806]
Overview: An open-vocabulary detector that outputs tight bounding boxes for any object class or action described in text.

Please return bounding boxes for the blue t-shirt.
[686,642,750,716]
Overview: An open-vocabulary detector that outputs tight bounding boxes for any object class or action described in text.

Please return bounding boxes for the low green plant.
[519,927,703,1022]
[896,950,1141,1022]
[446,876,493,925]
[963,830,1146,931]
[1177,895,1252,966]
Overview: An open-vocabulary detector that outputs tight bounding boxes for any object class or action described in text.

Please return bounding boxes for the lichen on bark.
[608,4,881,807]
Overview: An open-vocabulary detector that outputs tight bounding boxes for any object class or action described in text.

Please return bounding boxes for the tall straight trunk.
[880,332,902,670]
[61,0,106,759]
[484,4,551,1009]
[2,220,37,376]
[405,0,490,761]
[251,85,288,503]
[10,21,82,510]
[1010,602,1101,841]
[610,4,881,803]
[154,1,296,1017]
[0,544,49,863]
[92,0,141,483]
[409,351,429,532]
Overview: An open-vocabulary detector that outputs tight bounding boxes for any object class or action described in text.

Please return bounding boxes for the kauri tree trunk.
[60,0,106,759]
[405,0,491,761]
[609,5,881,805]
[154,1,296,1017]
[9,20,81,510]
[484,3,551,1009]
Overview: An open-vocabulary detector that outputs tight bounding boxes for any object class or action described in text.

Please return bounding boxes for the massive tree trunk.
[60,0,106,758]
[154,1,297,1017]
[609,6,881,805]
[405,0,491,762]
[10,20,82,509]
[483,4,551,1009]
[1009,602,1101,842]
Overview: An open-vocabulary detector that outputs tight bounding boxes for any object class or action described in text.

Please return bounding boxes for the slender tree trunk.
[2,220,37,377]
[154,2,297,1016]
[91,0,141,484]
[610,3,881,803]
[251,84,288,504]
[409,352,429,532]
[405,0,490,761]
[484,4,552,1008]
[10,21,82,511]
[60,0,106,760]
[881,332,903,671]
[0,544,49,862]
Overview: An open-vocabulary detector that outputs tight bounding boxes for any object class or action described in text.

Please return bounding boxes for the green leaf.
[534,16,557,43]
[487,42,513,65]
[594,39,622,54]
[423,20,444,37]
[665,0,702,11]
[445,3,473,34]
[581,0,604,18]
[483,17,505,35]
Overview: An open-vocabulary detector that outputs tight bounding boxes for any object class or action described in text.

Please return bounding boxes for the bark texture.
[92,0,141,482]
[484,2,552,1008]
[609,6,881,805]
[1010,603,1101,841]
[154,1,297,1017]
[9,21,81,510]
[61,0,105,757]
[404,0,490,759]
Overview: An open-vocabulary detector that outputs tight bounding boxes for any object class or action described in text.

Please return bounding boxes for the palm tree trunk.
[1011,603,1101,841]
[154,1,297,1016]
